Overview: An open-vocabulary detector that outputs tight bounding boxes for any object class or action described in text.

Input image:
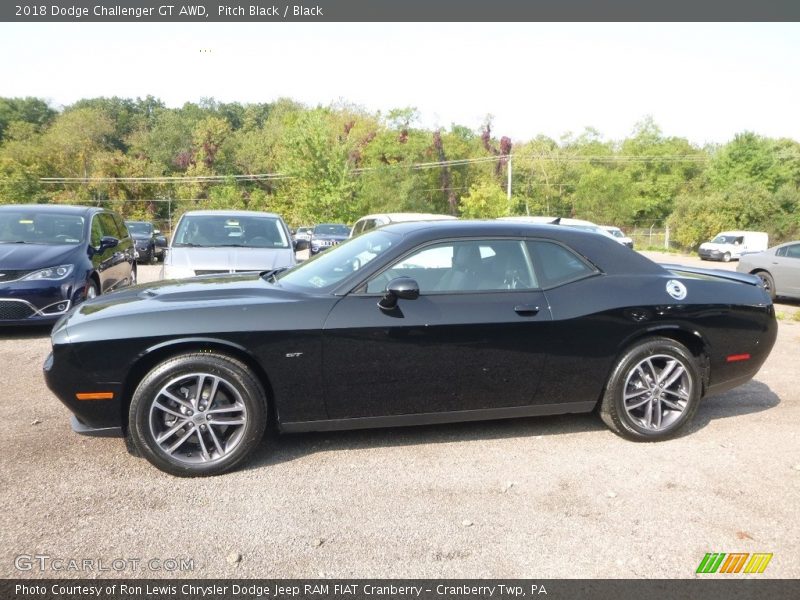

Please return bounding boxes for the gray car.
[737,241,800,300]
[161,210,296,279]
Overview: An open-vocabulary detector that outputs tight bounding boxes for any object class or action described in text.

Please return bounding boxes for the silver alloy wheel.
[622,354,692,432]
[148,372,248,465]
[86,283,97,299]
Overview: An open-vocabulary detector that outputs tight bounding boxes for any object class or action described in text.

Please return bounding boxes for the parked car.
[291,226,313,252]
[0,204,136,326]
[124,220,159,264]
[293,226,313,242]
[45,220,776,476]
[154,230,168,261]
[601,225,634,249]
[161,210,295,279]
[736,241,800,300]
[698,231,768,262]
[310,223,350,255]
[350,212,457,237]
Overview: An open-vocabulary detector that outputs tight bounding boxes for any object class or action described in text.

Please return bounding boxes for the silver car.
[161,210,296,279]
[737,241,800,300]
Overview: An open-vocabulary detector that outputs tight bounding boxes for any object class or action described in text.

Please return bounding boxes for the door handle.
[514,304,540,316]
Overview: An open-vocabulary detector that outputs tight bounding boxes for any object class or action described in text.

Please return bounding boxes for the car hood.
[0,242,79,270]
[167,246,295,271]
[52,272,324,343]
[700,242,733,250]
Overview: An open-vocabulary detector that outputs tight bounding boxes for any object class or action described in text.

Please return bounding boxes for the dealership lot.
[1,257,798,578]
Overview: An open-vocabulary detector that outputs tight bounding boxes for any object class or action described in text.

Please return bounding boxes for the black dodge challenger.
[44,221,777,476]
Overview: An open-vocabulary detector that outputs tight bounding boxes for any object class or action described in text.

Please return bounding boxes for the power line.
[36,151,799,184]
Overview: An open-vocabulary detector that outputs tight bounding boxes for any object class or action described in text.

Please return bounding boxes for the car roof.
[179,210,283,219]
[357,212,457,222]
[498,216,598,227]
[0,204,101,216]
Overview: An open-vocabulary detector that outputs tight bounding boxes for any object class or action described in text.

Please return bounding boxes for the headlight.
[21,264,75,281]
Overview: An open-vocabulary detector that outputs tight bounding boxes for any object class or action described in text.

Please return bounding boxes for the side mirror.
[378,277,419,310]
[98,236,119,252]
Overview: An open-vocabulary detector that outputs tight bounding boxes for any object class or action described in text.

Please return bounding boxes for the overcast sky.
[1,22,798,145]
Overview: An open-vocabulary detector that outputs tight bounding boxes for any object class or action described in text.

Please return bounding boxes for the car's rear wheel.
[600,338,701,441]
[129,353,267,476]
[756,271,776,300]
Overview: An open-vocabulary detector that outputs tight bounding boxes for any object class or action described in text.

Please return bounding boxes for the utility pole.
[507,155,512,200]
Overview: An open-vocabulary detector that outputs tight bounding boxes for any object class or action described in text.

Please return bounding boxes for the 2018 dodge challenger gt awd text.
[44,221,777,476]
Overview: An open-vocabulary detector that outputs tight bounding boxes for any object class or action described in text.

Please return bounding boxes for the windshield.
[607,228,623,238]
[0,212,84,245]
[125,221,153,236]
[172,214,289,248]
[314,224,350,236]
[711,235,742,244]
[277,230,397,290]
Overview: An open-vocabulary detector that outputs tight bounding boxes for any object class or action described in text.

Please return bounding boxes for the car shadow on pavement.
[686,380,781,435]
[244,411,607,471]
[0,325,52,339]
[243,380,781,471]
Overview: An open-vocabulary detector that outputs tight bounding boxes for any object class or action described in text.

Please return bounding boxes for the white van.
[698,231,768,262]
[350,212,457,237]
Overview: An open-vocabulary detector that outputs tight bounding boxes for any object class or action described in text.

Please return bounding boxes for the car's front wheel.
[600,338,701,441]
[129,352,267,476]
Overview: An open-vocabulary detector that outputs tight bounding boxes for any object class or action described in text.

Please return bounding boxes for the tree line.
[1,95,798,248]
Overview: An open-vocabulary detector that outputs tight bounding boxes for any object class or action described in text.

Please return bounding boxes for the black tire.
[600,337,701,441]
[129,352,267,477]
[756,271,776,300]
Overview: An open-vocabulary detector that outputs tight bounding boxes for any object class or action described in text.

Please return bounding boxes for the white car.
[601,226,634,249]
[161,210,296,279]
[350,212,457,237]
[699,231,769,262]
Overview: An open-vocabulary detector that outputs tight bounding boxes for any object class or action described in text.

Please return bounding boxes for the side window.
[111,214,128,239]
[786,244,800,259]
[776,247,787,257]
[98,213,121,239]
[90,216,103,247]
[526,240,597,288]
[366,239,536,294]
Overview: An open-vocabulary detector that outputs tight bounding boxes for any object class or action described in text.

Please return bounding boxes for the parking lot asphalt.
[1,256,798,579]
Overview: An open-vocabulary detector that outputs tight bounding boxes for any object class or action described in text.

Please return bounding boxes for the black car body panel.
[44,221,777,439]
[1,205,136,326]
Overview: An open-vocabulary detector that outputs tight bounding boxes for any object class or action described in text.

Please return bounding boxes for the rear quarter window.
[526,240,597,288]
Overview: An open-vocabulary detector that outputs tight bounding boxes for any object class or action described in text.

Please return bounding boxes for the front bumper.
[43,348,125,434]
[699,249,725,261]
[0,279,80,326]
